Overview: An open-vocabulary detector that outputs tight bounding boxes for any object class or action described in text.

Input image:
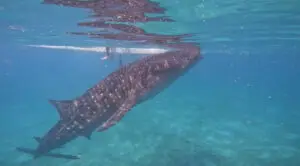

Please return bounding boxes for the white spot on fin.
[49,99,75,121]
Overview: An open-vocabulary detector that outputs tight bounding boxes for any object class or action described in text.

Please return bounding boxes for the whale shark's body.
[16,47,201,159]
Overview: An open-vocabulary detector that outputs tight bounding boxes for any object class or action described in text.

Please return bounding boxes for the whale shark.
[16,46,201,160]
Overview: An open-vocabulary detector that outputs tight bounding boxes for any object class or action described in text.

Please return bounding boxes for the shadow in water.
[135,133,229,166]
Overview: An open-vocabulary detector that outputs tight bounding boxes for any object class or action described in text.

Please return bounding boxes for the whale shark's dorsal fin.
[49,100,75,121]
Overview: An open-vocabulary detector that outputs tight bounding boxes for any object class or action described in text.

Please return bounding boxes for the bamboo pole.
[27,45,169,55]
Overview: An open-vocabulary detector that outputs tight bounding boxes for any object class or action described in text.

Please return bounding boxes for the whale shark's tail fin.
[16,147,80,160]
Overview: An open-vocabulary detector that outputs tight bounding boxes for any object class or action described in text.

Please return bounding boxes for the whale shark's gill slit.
[49,100,75,121]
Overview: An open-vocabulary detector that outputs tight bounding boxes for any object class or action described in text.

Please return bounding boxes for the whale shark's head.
[133,46,201,103]
[148,45,201,74]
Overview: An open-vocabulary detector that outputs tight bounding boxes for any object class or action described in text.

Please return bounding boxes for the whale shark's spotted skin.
[17,47,201,159]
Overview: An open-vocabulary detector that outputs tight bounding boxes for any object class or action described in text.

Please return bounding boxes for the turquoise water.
[1,0,300,166]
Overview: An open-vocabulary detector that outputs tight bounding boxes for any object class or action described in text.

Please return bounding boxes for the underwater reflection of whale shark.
[16,47,201,160]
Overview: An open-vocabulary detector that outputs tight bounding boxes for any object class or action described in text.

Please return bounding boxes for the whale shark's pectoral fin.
[81,132,92,140]
[84,135,91,140]
[33,137,42,143]
[16,147,80,160]
[49,99,75,121]
[96,94,136,132]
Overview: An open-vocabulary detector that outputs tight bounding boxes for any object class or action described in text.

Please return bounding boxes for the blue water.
[1,0,300,166]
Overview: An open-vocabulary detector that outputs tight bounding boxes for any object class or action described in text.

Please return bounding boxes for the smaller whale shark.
[16,46,201,160]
